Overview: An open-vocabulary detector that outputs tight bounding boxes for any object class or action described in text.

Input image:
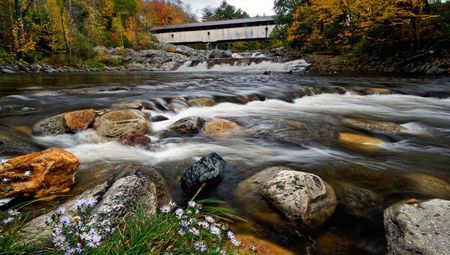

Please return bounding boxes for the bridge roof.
[151,16,275,33]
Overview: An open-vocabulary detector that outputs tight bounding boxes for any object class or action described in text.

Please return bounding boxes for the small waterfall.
[175,58,310,73]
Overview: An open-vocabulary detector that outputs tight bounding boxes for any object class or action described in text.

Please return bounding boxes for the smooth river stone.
[94,109,151,138]
[342,117,404,135]
[187,97,216,107]
[203,118,243,136]
[64,109,97,132]
[338,132,385,152]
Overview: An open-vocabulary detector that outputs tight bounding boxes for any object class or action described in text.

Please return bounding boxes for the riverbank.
[1,44,449,75]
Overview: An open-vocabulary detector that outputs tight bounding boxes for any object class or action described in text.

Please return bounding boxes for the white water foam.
[175,59,310,73]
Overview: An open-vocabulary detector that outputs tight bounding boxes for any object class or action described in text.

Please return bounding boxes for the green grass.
[0,199,248,255]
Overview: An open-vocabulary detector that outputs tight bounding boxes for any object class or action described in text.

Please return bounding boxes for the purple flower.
[59,216,72,225]
[175,208,184,218]
[231,238,241,247]
[87,233,101,248]
[227,231,235,240]
[194,241,207,252]
[204,216,215,223]
[198,221,209,229]
[55,207,67,215]
[188,201,196,208]
[160,205,171,213]
[52,234,66,246]
[177,229,185,236]
[189,227,200,236]
[2,217,13,224]
[45,217,53,225]
[210,226,221,237]
[179,220,190,227]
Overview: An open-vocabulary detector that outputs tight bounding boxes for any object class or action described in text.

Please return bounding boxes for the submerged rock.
[0,148,80,198]
[187,97,216,107]
[111,100,144,110]
[384,199,450,255]
[0,136,40,156]
[64,109,97,132]
[343,117,403,135]
[364,88,391,95]
[169,116,205,135]
[119,134,151,147]
[259,169,336,227]
[402,172,450,199]
[94,109,151,138]
[20,164,170,243]
[32,113,67,136]
[333,181,382,217]
[203,119,243,136]
[236,167,336,228]
[181,153,226,194]
[237,235,294,255]
[338,132,385,152]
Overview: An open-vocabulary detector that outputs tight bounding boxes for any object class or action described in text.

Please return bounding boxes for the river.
[1,70,450,254]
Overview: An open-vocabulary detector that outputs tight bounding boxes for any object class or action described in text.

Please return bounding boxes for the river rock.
[333,181,382,217]
[259,169,336,227]
[32,113,67,136]
[236,167,336,228]
[187,97,216,107]
[237,234,294,255]
[151,115,169,122]
[94,109,151,138]
[119,134,151,147]
[203,119,243,136]
[0,148,79,198]
[364,88,391,95]
[384,199,450,255]
[181,153,226,194]
[64,109,97,132]
[338,132,385,152]
[0,136,40,156]
[402,172,450,199]
[169,116,205,135]
[343,117,403,135]
[20,164,170,243]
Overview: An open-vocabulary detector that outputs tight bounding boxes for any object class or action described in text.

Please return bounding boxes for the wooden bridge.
[150,17,275,47]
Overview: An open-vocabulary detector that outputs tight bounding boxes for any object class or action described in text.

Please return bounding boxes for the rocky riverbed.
[1,71,450,254]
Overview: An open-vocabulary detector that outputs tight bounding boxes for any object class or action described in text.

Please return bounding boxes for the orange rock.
[187,97,216,107]
[0,148,80,198]
[64,109,97,132]
[204,119,243,136]
[237,234,295,255]
[338,132,385,152]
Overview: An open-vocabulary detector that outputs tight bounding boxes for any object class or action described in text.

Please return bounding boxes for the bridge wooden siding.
[151,17,275,44]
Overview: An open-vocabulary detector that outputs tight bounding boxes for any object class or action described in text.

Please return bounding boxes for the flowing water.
[1,68,450,254]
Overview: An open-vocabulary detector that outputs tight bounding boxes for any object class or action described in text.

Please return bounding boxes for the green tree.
[201,0,249,21]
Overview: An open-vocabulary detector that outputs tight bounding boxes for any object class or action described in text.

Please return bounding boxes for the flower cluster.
[0,209,21,230]
[159,200,246,254]
[46,198,111,254]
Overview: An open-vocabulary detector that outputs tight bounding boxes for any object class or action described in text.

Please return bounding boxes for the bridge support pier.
[206,42,219,50]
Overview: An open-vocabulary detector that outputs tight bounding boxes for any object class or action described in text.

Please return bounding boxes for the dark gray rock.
[181,153,226,194]
[0,137,40,156]
[169,116,205,135]
[151,115,169,122]
[1,68,16,74]
[384,199,450,255]
[32,113,67,136]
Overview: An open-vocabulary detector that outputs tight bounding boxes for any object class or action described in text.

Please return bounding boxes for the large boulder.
[203,119,243,136]
[181,153,226,194]
[384,199,450,255]
[64,109,97,132]
[169,116,205,135]
[259,169,336,227]
[0,148,80,198]
[236,167,336,228]
[94,110,151,138]
[32,113,67,136]
[343,118,404,135]
[20,164,170,243]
